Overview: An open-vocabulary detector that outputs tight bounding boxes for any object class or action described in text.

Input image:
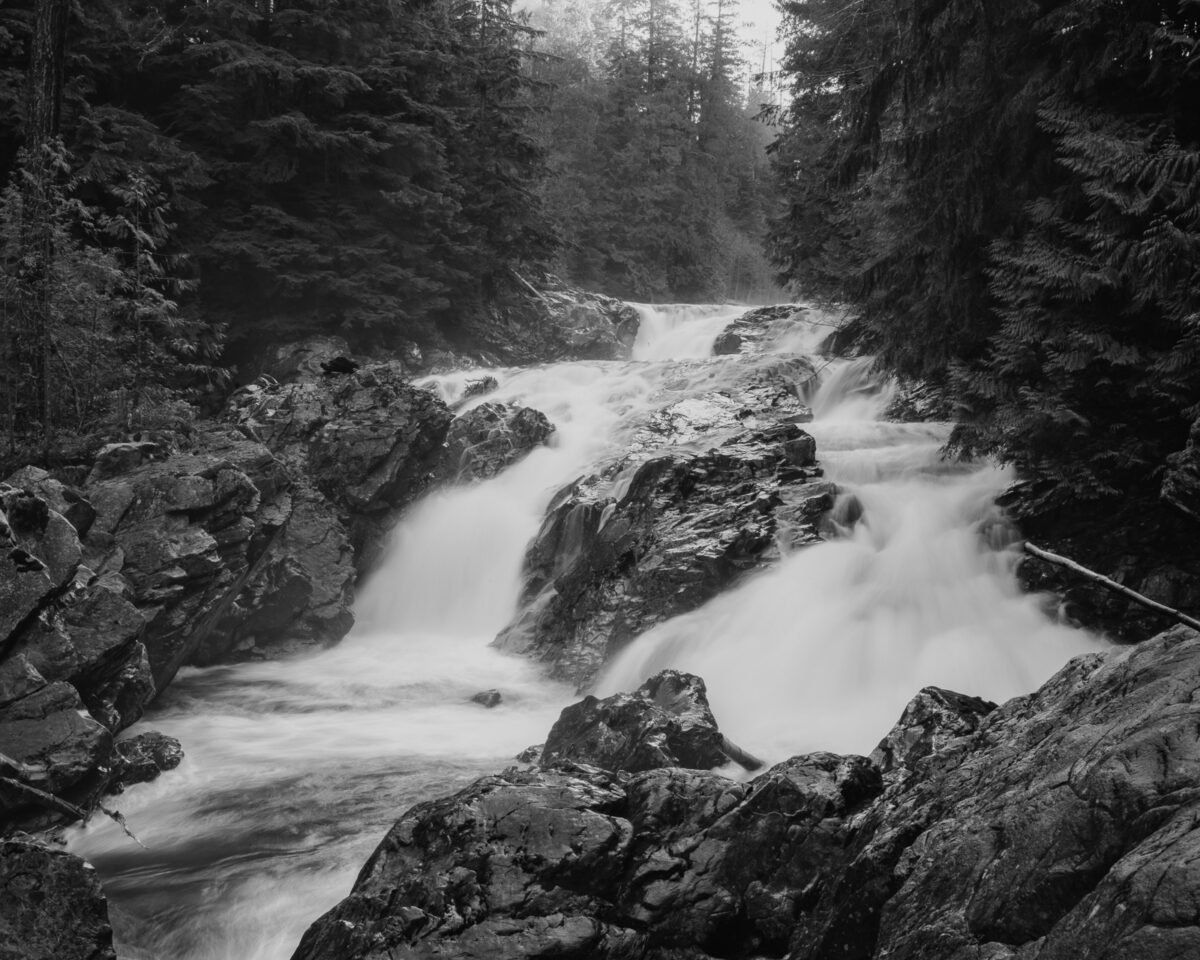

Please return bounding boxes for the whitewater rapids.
[67,302,1100,960]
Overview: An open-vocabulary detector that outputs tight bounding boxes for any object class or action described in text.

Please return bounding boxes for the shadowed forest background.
[1,0,1198,515]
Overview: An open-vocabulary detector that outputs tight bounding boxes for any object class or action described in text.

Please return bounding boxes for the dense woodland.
[0,0,778,460]
[768,0,1200,505]
[1,0,1198,508]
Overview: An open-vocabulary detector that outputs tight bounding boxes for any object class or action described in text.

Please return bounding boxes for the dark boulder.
[436,402,555,484]
[0,839,116,960]
[227,356,453,573]
[869,686,995,777]
[290,750,881,960]
[470,689,502,708]
[293,628,1200,960]
[461,286,641,364]
[107,731,184,792]
[542,670,729,772]
[495,424,828,686]
[712,304,812,356]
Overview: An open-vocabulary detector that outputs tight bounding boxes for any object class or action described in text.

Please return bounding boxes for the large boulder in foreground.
[292,627,1200,960]
[0,839,115,960]
[541,670,730,772]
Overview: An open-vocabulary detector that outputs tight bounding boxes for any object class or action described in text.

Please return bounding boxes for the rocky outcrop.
[713,303,813,356]
[461,286,641,364]
[435,402,555,484]
[0,481,183,828]
[229,353,453,574]
[541,670,729,772]
[292,627,1200,960]
[0,838,116,960]
[495,422,831,686]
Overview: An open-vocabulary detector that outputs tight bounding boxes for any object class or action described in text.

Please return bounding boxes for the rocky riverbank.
[0,292,620,838]
[293,624,1200,960]
[6,293,1200,959]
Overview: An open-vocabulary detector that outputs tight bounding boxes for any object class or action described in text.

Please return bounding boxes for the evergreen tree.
[770,0,1200,502]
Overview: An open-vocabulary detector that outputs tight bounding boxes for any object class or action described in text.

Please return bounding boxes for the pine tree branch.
[1023,541,1200,632]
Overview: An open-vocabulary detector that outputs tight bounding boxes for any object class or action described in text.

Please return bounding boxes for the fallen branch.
[719,734,765,772]
[510,269,551,304]
[97,803,147,849]
[0,775,86,823]
[1023,541,1200,632]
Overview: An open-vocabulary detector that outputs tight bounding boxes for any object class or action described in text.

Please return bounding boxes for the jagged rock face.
[0,486,178,827]
[80,435,283,689]
[463,288,641,364]
[228,355,453,573]
[542,670,728,772]
[868,686,995,777]
[0,839,116,960]
[291,628,1200,960]
[713,303,813,356]
[436,402,555,484]
[107,731,184,793]
[495,423,829,687]
[290,753,882,960]
[1163,416,1200,523]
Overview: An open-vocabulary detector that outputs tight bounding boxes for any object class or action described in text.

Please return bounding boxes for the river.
[66,303,1099,959]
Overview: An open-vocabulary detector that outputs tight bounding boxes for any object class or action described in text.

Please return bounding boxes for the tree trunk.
[19,0,70,458]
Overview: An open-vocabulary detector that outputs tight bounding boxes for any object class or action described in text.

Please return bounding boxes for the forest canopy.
[768,0,1200,503]
[0,0,780,461]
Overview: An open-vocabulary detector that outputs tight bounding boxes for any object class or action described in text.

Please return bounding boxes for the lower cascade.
[66,302,1102,960]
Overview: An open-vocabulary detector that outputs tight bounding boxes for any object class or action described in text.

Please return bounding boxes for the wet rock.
[0,838,116,960]
[470,689,503,708]
[1163,416,1200,523]
[0,655,46,708]
[515,744,542,763]
[542,670,728,772]
[5,466,95,537]
[11,582,152,732]
[712,303,812,356]
[228,357,453,572]
[81,441,269,690]
[2,485,81,587]
[0,681,111,802]
[869,686,995,777]
[291,744,881,960]
[791,626,1200,960]
[107,731,184,792]
[204,474,355,665]
[462,286,641,364]
[293,628,1200,960]
[496,423,827,686]
[436,402,555,484]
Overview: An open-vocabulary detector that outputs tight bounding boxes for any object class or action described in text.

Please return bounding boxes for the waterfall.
[65,303,1101,960]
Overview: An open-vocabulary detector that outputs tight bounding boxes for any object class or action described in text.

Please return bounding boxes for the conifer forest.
[4,4,1200,960]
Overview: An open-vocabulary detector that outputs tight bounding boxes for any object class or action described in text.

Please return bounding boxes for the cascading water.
[66,302,1100,960]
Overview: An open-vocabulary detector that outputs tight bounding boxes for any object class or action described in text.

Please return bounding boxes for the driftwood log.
[1023,541,1200,632]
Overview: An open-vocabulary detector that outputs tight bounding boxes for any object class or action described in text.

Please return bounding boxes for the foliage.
[526,0,784,302]
[770,0,1200,501]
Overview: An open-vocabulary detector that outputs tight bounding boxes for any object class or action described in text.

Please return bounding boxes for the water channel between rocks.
[66,303,1101,960]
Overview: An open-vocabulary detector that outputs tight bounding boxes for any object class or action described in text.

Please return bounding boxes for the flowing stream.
[67,303,1100,960]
